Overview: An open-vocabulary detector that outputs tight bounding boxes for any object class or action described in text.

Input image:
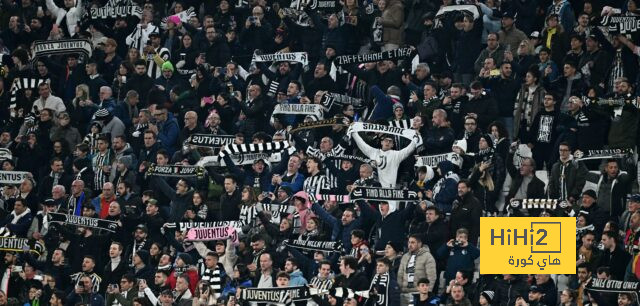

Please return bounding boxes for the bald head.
[184,111,198,129]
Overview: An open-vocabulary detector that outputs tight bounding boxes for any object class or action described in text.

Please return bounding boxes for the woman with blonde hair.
[69,84,96,133]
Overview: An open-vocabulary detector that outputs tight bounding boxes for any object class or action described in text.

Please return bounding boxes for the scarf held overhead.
[415,153,460,168]
[145,164,205,179]
[31,39,93,62]
[219,141,291,157]
[272,104,324,119]
[334,47,413,66]
[48,212,119,232]
[509,199,570,210]
[240,286,313,303]
[283,239,343,253]
[89,0,142,19]
[350,186,418,201]
[573,148,634,161]
[349,122,422,146]
[600,15,640,34]
[186,226,239,244]
[166,221,244,232]
[252,52,309,66]
[185,134,236,148]
[291,118,346,133]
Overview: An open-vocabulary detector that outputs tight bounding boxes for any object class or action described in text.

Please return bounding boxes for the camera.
[249,16,257,24]
[453,240,463,247]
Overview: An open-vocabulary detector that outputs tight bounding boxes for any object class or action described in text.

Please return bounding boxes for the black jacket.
[450,193,482,244]
[599,246,632,280]
[460,93,499,132]
[219,189,241,221]
[506,152,547,205]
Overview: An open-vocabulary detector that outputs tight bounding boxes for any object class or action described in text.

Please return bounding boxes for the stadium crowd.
[2,0,640,305]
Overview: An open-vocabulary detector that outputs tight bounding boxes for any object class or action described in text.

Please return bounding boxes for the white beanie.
[452,138,467,153]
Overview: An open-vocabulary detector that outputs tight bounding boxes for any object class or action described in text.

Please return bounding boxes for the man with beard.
[577,230,602,272]
[442,83,469,135]
[124,224,151,267]
[69,256,103,293]
[66,275,105,305]
[139,270,170,303]
[38,158,72,199]
[116,181,142,215]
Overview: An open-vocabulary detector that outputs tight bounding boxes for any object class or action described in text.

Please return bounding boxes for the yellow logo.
[480,217,576,274]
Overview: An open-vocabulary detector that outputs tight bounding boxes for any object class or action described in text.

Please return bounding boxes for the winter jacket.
[474,45,506,74]
[150,176,195,223]
[312,202,363,252]
[586,171,631,218]
[397,246,437,293]
[498,26,528,54]
[505,151,546,203]
[540,26,569,67]
[380,0,404,45]
[495,276,529,306]
[450,193,482,244]
[0,209,33,237]
[424,126,455,155]
[358,200,415,251]
[437,243,480,283]
[433,160,460,214]
[156,113,180,156]
[607,101,639,149]
[453,22,483,74]
[289,269,308,286]
[481,75,521,118]
[514,84,547,139]
[219,188,242,221]
[238,94,269,139]
[548,158,588,201]
[287,191,316,235]
[460,93,499,132]
[599,246,632,280]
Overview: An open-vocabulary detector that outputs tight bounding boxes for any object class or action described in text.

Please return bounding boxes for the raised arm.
[351,130,377,159]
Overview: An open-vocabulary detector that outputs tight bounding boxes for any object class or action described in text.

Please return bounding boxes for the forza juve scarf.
[239,286,313,303]
[89,0,142,19]
[350,187,418,202]
[283,239,343,253]
[272,104,324,120]
[185,226,239,244]
[601,15,640,34]
[0,171,31,184]
[184,134,235,148]
[145,164,206,179]
[252,52,309,66]
[219,141,291,157]
[32,39,93,61]
[48,212,120,232]
[334,47,413,65]
[508,199,570,210]
[573,148,634,161]
[9,78,49,109]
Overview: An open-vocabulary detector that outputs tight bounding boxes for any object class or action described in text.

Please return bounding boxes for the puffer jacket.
[433,160,460,214]
[381,0,404,45]
[287,191,316,235]
[495,275,529,306]
[397,246,437,293]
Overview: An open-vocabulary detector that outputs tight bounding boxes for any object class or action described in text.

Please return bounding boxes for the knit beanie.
[481,291,495,304]
[162,61,174,72]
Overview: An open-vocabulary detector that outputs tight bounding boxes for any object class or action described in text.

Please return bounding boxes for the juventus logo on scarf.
[573,148,634,161]
[283,239,344,253]
[350,187,418,202]
[320,92,365,110]
[334,47,413,66]
[145,164,205,179]
[48,212,120,232]
[369,272,390,305]
[600,15,640,34]
[184,134,235,148]
[9,78,50,109]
